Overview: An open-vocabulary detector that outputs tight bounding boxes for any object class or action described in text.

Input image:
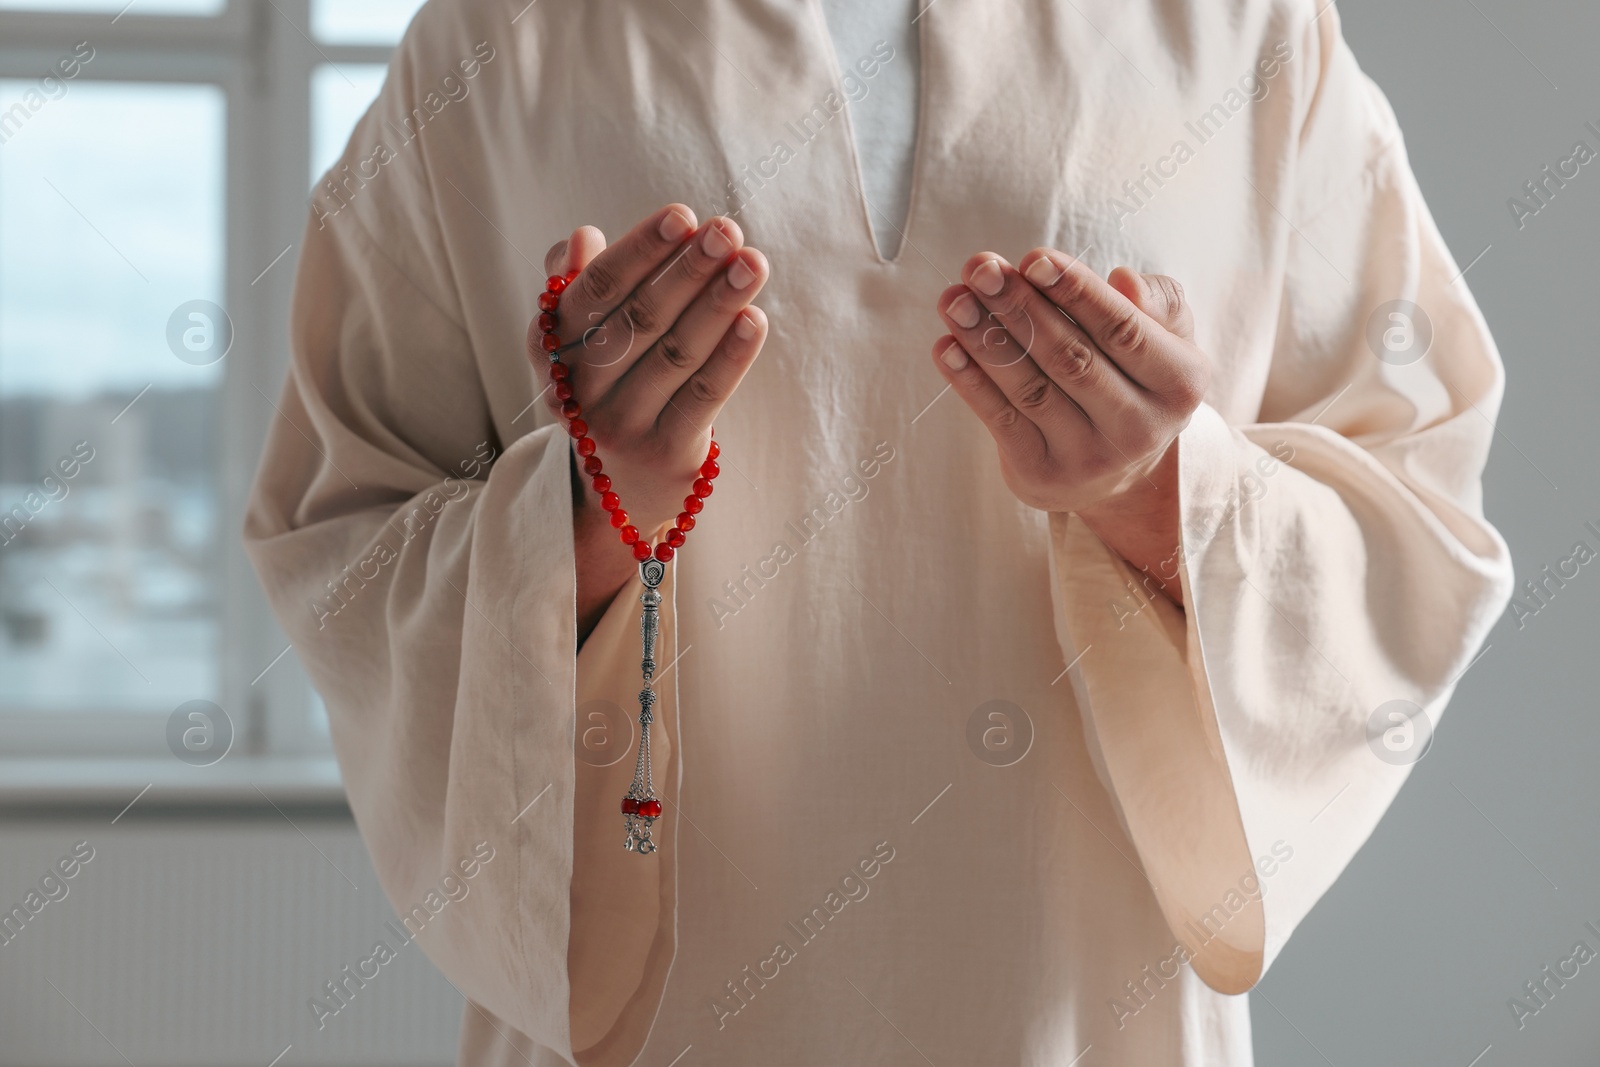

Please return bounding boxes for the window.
[312,0,424,45]
[310,62,388,183]
[0,0,419,759]
[0,80,225,717]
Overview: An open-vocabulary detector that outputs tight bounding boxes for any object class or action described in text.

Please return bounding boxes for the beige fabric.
[244,0,1513,1064]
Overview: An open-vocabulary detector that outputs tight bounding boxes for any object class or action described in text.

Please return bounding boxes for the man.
[246,0,1512,1062]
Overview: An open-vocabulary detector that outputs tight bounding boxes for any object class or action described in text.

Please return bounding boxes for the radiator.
[0,814,462,1066]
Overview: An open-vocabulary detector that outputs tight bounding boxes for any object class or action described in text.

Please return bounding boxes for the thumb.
[1109,266,1194,341]
[542,224,608,277]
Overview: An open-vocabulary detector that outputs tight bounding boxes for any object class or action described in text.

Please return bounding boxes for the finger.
[553,203,698,384]
[1016,249,1192,397]
[929,335,1047,463]
[937,278,1092,445]
[565,226,608,274]
[574,216,747,398]
[542,239,566,277]
[543,225,607,278]
[610,247,769,432]
[958,254,1152,440]
[1108,267,1194,341]
[666,304,769,434]
[531,226,608,373]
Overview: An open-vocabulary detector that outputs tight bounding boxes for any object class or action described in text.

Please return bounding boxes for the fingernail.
[659,209,693,242]
[727,256,757,290]
[947,292,980,329]
[971,258,1005,296]
[938,338,969,371]
[701,222,734,258]
[734,310,758,340]
[1025,256,1062,287]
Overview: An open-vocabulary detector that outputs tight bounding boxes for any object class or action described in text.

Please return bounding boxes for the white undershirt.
[818,0,920,260]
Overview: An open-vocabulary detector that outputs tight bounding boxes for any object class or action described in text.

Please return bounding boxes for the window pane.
[0,0,223,14]
[312,0,424,45]
[310,63,387,185]
[0,81,225,714]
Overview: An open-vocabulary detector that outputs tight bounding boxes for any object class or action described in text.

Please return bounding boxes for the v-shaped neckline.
[803,0,930,267]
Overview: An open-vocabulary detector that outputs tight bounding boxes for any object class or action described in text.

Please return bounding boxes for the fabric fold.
[245,188,678,1067]
[1046,17,1514,993]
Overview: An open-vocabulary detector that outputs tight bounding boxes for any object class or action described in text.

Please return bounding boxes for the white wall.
[0,812,460,1065]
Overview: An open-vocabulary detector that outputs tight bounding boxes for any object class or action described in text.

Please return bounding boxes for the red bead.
[576,437,596,457]
[541,332,561,352]
[591,474,612,493]
[700,459,720,479]
[619,525,639,545]
[561,400,582,420]
[638,799,663,819]
[610,509,629,529]
[600,491,620,512]
[683,495,703,515]
[538,291,559,312]
[653,543,674,562]
[565,268,580,282]
[553,381,574,401]
[547,274,568,293]
[632,541,653,561]
[549,361,569,382]
[582,455,603,475]
[621,796,640,815]
[666,528,686,548]
[675,512,695,532]
[567,419,588,438]
[707,440,720,460]
[538,312,557,333]
[692,478,713,498]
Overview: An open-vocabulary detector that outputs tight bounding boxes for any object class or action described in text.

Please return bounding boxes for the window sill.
[0,755,348,812]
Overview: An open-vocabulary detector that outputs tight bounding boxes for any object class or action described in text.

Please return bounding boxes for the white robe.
[244,0,1514,1063]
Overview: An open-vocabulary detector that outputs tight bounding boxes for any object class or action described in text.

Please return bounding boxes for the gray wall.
[1253,1,1600,1064]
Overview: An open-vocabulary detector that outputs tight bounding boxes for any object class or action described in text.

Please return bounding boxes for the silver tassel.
[621,557,665,853]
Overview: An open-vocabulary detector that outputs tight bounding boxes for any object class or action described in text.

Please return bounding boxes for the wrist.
[1075,442,1186,607]
[1078,440,1173,517]
[572,449,636,645]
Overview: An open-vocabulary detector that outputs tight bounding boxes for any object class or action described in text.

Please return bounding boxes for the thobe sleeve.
[242,26,677,1062]
[1046,8,1515,993]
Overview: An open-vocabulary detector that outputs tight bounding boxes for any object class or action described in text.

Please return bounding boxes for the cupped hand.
[930,249,1212,607]
[530,203,770,541]
[930,249,1209,517]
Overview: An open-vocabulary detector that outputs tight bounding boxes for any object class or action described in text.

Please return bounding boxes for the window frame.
[0,0,393,760]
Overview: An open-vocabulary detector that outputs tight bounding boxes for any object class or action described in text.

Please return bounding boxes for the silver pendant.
[620,557,665,853]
